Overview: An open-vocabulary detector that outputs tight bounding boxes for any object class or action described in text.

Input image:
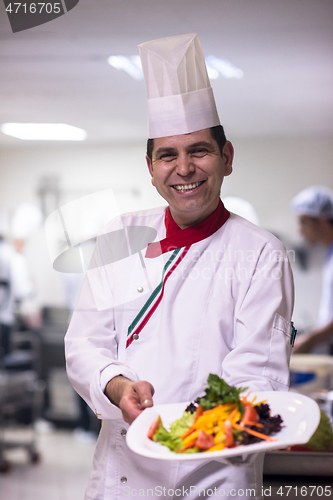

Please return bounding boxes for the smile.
[172,181,205,192]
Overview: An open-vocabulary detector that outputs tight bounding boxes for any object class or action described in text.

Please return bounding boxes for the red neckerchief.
[145,199,230,258]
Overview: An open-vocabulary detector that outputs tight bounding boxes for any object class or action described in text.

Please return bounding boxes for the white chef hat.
[138,33,220,138]
[223,196,260,226]
[291,186,333,219]
[11,203,43,240]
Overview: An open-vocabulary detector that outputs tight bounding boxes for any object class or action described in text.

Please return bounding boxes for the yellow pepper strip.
[206,442,225,452]
[181,425,196,440]
[201,403,236,417]
[227,407,240,423]
[195,404,238,432]
[182,430,199,448]
[214,427,226,444]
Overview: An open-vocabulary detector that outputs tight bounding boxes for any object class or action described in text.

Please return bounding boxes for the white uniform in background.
[0,239,34,355]
[317,242,333,327]
[65,206,294,500]
[0,240,33,326]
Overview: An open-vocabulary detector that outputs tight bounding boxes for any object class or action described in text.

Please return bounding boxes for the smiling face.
[146,128,234,229]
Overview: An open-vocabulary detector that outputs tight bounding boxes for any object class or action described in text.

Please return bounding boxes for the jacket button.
[137,286,144,293]
[121,477,127,483]
[121,429,127,436]
[133,334,139,340]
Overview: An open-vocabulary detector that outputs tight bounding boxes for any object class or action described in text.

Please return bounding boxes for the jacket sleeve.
[222,238,294,392]
[65,274,140,420]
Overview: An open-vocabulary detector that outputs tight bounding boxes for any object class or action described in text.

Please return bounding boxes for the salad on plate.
[147,375,284,454]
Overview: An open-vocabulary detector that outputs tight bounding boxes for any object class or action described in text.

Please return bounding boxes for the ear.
[146,155,155,186]
[222,141,234,177]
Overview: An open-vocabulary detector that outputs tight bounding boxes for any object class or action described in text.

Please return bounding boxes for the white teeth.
[173,181,203,192]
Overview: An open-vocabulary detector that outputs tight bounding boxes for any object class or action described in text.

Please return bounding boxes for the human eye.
[159,152,177,162]
[191,148,208,158]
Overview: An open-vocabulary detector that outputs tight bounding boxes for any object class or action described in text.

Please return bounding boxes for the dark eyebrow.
[186,141,214,151]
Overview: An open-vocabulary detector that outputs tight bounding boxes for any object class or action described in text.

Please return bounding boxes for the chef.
[291,186,333,353]
[0,208,35,356]
[65,33,294,500]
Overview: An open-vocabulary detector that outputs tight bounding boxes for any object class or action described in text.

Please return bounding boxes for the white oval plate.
[126,391,320,461]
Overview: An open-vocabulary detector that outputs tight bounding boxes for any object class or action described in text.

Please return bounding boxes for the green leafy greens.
[198,374,247,412]
[303,410,333,452]
[153,411,196,452]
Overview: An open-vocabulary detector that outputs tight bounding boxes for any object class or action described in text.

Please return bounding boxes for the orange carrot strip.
[228,407,239,422]
[241,392,251,405]
[181,426,196,440]
[195,406,203,421]
[242,421,264,428]
[181,406,204,439]
[232,422,277,442]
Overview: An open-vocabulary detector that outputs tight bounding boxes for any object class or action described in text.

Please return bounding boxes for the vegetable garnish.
[288,410,333,452]
[198,374,246,412]
[148,375,283,454]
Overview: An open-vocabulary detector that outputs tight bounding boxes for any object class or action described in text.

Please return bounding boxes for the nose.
[175,152,195,177]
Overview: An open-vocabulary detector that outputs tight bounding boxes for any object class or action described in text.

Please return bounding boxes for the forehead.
[152,128,214,152]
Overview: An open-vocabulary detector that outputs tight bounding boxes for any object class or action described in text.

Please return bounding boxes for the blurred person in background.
[291,186,333,353]
[10,203,43,332]
[0,208,35,358]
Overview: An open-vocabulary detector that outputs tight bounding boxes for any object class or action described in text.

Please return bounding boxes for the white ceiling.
[0,0,332,146]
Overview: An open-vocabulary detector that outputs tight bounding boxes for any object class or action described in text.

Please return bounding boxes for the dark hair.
[146,125,227,162]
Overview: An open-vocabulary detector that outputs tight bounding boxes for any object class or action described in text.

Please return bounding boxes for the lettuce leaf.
[153,411,196,452]
[198,374,247,412]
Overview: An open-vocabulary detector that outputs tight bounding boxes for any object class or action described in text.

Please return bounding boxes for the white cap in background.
[291,186,333,219]
[223,196,259,226]
[11,202,43,240]
[138,33,220,138]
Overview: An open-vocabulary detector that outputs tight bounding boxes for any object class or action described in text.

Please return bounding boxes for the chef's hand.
[104,375,154,424]
[292,332,314,353]
[293,321,333,354]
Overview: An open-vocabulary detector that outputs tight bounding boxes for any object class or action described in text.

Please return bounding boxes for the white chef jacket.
[65,206,294,500]
[317,242,333,327]
[0,240,33,326]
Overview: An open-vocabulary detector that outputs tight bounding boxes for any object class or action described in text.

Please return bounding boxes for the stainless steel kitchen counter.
[264,450,333,476]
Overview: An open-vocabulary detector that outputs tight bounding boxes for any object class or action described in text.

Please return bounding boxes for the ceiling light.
[108,55,243,80]
[205,55,244,79]
[107,55,143,80]
[1,123,87,141]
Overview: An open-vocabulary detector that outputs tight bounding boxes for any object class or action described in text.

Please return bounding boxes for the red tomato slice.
[225,420,235,448]
[147,416,162,440]
[195,431,215,450]
[241,404,259,426]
